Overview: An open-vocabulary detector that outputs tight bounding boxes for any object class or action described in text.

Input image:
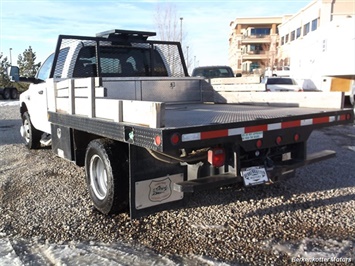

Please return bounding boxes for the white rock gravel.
[0,101,354,265]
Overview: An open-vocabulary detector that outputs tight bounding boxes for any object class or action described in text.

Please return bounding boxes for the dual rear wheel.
[21,113,129,215]
[85,139,129,214]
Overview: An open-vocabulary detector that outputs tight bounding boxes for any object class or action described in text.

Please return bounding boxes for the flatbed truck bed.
[163,103,345,127]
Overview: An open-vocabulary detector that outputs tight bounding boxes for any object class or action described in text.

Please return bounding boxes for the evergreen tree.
[0,54,11,87]
[17,46,41,78]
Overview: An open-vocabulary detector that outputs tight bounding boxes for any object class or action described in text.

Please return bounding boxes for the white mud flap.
[129,145,186,219]
[135,174,184,210]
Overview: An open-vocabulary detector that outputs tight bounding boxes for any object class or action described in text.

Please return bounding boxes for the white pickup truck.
[9,29,354,219]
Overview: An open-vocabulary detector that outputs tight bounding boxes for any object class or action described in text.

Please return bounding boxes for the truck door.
[27,81,51,134]
[25,53,57,134]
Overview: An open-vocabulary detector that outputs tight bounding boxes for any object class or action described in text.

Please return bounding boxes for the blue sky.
[0,0,310,71]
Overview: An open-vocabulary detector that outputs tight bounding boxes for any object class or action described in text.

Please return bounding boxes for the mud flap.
[51,124,74,161]
[129,145,186,219]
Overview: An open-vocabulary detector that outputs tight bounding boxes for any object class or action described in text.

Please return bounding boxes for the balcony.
[241,35,271,44]
[241,50,270,60]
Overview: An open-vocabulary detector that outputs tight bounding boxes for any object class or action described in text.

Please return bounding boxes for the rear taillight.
[170,133,180,145]
[208,148,225,168]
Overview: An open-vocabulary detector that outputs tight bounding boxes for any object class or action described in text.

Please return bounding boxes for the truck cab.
[191,65,235,79]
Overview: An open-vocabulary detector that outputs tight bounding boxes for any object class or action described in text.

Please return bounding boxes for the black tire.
[85,139,129,214]
[22,112,41,149]
[10,88,18,99]
[2,88,10,100]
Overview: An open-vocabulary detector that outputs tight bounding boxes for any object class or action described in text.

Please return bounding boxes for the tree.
[17,46,41,78]
[154,4,180,42]
[154,3,192,74]
[0,54,11,87]
[260,38,277,76]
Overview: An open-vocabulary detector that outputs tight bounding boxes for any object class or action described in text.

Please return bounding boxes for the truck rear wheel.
[2,88,10,100]
[10,88,18,99]
[21,112,41,149]
[85,139,128,214]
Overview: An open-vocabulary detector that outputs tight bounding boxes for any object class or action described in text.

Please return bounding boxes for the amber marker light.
[154,135,161,146]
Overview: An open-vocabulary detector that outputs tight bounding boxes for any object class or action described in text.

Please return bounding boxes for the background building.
[228,17,283,75]
[278,0,355,91]
[229,0,355,89]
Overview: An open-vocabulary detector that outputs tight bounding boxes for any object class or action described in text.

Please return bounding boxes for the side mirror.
[7,66,20,82]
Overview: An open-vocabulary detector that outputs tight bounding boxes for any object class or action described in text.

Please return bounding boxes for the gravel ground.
[0,101,355,265]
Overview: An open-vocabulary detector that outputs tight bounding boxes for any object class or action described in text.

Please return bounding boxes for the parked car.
[264,66,291,77]
[191,66,236,79]
[262,77,303,92]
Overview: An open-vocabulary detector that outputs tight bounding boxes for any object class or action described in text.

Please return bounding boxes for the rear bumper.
[173,149,336,193]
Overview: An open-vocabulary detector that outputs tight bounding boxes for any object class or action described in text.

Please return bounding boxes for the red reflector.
[154,135,161,146]
[170,133,180,145]
[208,148,225,168]
[245,124,267,133]
[346,113,351,120]
[294,133,300,142]
[256,139,263,148]
[313,117,329,124]
[282,120,300,128]
[276,136,282,145]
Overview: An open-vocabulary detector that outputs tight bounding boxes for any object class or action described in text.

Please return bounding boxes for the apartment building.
[228,17,284,74]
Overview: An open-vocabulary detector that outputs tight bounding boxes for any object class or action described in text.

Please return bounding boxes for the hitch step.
[271,149,336,175]
[174,174,241,193]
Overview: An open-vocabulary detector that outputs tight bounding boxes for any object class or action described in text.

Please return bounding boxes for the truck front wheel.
[21,112,41,149]
[85,139,128,214]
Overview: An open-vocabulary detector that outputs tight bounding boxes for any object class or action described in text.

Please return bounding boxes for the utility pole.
[180,17,183,44]
[186,46,189,66]
[9,48,12,65]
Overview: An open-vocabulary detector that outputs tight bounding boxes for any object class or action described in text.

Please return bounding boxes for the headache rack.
[49,29,189,79]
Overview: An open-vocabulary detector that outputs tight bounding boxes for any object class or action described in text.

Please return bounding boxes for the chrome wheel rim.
[89,155,108,200]
[23,119,31,143]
